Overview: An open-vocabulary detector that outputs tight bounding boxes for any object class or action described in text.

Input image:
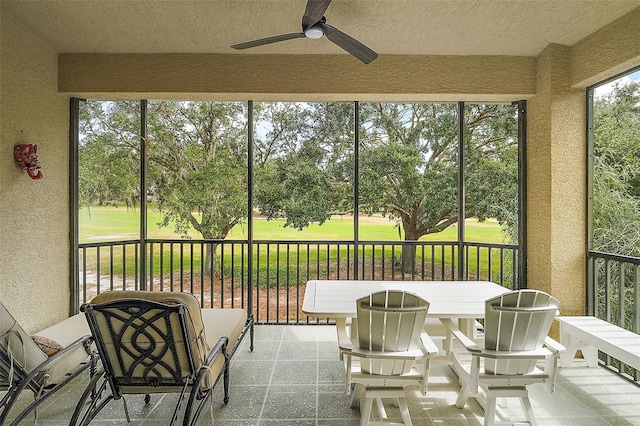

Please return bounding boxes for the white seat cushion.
[201,308,248,352]
[35,313,92,384]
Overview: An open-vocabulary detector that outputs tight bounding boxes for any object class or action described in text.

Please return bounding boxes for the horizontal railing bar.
[464,241,518,250]
[97,238,464,246]
[589,250,640,265]
[79,239,139,248]
[145,239,249,244]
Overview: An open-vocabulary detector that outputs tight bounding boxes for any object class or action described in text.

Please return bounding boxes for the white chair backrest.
[484,290,559,375]
[0,303,48,378]
[356,290,429,375]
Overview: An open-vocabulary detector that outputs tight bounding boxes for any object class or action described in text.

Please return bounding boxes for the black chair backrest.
[82,298,197,394]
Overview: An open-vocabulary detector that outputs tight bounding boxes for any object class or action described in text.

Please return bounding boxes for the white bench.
[556,316,640,370]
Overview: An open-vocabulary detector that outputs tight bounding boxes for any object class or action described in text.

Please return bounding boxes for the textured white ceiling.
[3,0,640,57]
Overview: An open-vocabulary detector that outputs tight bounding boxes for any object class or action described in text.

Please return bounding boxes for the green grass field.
[79,206,514,283]
[79,206,506,244]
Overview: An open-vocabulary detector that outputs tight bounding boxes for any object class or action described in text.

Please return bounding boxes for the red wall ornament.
[14,143,43,180]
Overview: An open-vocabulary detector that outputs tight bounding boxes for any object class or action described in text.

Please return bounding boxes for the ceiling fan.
[230,0,377,64]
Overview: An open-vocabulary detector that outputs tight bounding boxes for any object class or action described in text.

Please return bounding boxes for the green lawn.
[79,206,513,283]
[79,206,506,244]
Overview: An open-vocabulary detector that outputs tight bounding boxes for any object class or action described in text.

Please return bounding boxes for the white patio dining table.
[302,280,510,336]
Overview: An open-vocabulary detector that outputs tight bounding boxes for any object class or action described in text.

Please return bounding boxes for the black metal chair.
[70,291,250,426]
[0,303,96,425]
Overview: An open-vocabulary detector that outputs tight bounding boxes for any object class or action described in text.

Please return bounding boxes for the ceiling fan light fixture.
[304,26,324,39]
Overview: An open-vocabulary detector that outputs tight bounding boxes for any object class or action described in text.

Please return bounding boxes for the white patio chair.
[337,290,438,426]
[442,289,565,426]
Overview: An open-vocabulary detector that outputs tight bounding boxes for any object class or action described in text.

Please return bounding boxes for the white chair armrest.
[543,336,566,354]
[420,332,439,356]
[470,346,555,360]
[440,318,481,353]
[348,346,428,361]
[336,318,352,352]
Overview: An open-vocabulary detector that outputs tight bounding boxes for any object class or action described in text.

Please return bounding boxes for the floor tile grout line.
[316,335,321,426]
[140,392,168,423]
[256,327,285,423]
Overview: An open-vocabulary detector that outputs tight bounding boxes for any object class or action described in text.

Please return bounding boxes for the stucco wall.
[527,44,587,316]
[0,12,70,333]
[57,53,537,102]
[570,7,640,88]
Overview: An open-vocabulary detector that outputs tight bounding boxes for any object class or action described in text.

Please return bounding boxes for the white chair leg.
[455,384,471,408]
[519,397,538,426]
[398,397,413,426]
[484,396,497,426]
[345,356,353,394]
[351,384,364,408]
[360,397,373,426]
[374,397,387,420]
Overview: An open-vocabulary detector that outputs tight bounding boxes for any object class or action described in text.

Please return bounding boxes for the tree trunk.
[401,220,420,273]
[204,242,218,275]
[400,242,416,273]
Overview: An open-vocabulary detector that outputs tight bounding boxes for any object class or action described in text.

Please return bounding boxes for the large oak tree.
[79,100,519,273]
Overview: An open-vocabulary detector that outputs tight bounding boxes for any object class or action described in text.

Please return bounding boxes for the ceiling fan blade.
[318,22,378,64]
[231,33,305,50]
[304,0,332,23]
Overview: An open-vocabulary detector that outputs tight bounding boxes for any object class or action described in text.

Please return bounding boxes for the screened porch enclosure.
[74,99,524,324]
[6,3,640,424]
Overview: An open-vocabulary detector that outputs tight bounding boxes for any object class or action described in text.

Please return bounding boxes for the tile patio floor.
[5,325,640,425]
